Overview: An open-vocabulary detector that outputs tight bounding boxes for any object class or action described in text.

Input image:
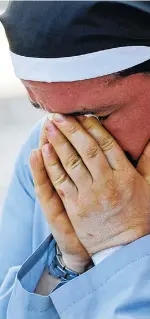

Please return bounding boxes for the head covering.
[1,1,150,82]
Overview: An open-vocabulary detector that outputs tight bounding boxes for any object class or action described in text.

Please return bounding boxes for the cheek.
[104,103,150,159]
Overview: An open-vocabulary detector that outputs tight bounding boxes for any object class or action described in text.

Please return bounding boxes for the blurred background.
[0,1,43,211]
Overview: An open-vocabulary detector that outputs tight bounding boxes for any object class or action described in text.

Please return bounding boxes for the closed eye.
[30,101,41,109]
[98,114,110,121]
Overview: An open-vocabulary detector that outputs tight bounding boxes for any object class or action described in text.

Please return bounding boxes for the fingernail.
[53,113,65,122]
[31,149,37,159]
[47,114,53,120]
[30,149,39,166]
[42,144,53,156]
[46,121,57,133]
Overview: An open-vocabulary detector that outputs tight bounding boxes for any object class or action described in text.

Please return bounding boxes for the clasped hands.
[30,114,150,273]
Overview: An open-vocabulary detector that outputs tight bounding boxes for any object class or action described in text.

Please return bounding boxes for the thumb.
[137,141,150,184]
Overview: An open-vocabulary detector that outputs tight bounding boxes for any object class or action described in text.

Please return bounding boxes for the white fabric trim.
[92,246,123,266]
[10,46,150,82]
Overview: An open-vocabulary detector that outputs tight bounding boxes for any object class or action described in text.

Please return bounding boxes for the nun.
[0,1,150,319]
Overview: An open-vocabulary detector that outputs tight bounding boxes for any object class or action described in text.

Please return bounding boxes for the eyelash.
[98,114,110,121]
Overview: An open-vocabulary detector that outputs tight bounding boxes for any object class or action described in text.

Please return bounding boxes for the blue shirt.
[0,118,150,318]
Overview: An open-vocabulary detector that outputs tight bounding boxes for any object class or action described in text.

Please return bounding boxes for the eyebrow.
[30,100,97,115]
[30,99,113,117]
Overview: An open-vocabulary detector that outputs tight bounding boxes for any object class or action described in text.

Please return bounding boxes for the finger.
[30,149,84,255]
[44,122,92,188]
[77,115,129,170]
[39,117,49,149]
[50,114,110,179]
[30,148,56,206]
[39,115,54,149]
[42,143,77,200]
[137,141,150,184]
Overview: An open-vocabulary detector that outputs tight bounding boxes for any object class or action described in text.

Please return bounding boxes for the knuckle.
[35,185,42,200]
[67,124,79,135]
[145,175,150,185]
[100,136,114,152]
[35,180,49,199]
[35,188,51,205]
[54,172,68,186]
[56,137,67,146]
[66,153,82,170]
[84,121,95,131]
[126,170,135,183]
[84,144,99,158]
[47,160,57,168]
[37,164,45,174]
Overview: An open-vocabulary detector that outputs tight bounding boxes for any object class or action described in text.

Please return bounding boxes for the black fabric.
[1,1,150,58]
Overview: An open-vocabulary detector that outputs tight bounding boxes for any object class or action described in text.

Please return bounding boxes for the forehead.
[22,76,114,93]
[22,76,117,113]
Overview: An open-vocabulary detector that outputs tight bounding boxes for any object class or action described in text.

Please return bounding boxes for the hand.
[30,119,90,273]
[42,114,150,255]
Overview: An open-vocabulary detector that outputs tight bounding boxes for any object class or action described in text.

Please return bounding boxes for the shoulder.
[18,116,46,167]
[14,117,46,185]
[10,117,47,200]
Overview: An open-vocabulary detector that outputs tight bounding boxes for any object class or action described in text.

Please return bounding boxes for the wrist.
[62,253,91,273]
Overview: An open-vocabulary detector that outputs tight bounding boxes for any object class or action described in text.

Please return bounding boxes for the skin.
[27,73,150,272]
[23,72,150,160]
[30,116,150,272]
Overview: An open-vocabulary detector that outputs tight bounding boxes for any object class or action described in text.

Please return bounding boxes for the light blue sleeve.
[14,234,150,319]
[51,234,150,318]
[0,118,58,318]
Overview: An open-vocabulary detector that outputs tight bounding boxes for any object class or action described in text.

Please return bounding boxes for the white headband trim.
[10,46,150,82]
